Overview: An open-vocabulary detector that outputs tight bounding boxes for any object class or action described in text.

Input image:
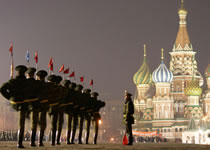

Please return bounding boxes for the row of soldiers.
[0,65,105,148]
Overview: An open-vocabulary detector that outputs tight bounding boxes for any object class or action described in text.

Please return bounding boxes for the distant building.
[0,95,18,130]
[133,0,210,141]
[100,100,124,142]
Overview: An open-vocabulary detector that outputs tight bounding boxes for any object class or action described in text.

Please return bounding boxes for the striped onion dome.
[205,64,210,77]
[152,49,173,83]
[184,78,202,96]
[133,45,152,85]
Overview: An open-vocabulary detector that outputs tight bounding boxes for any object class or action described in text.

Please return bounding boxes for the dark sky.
[0,0,209,101]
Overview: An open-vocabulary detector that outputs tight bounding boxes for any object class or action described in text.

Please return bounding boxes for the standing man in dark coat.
[0,65,28,148]
[123,91,134,145]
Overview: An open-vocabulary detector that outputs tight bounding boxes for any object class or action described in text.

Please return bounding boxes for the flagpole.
[27,61,30,68]
[35,63,38,80]
[10,54,14,79]
[35,63,38,70]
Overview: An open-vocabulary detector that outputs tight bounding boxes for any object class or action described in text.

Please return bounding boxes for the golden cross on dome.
[161,48,164,60]
[144,44,146,57]
[181,0,184,9]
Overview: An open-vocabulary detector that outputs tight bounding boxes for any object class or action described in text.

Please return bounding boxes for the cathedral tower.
[133,45,152,120]
[169,0,203,117]
[152,49,174,124]
[184,76,203,119]
[203,64,210,119]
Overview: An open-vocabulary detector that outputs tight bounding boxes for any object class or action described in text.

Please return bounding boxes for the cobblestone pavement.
[1,142,210,150]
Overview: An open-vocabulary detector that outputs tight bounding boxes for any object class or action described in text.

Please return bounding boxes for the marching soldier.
[47,75,59,146]
[25,67,40,147]
[71,84,83,144]
[55,75,64,145]
[0,65,28,148]
[91,92,105,144]
[77,88,91,144]
[83,89,92,144]
[65,82,76,144]
[47,75,68,145]
[36,70,48,146]
[123,91,134,145]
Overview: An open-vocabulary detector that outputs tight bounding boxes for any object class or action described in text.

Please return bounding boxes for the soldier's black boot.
[66,130,71,144]
[17,131,25,148]
[127,137,133,145]
[51,130,56,146]
[93,135,97,145]
[30,131,37,147]
[56,130,61,145]
[39,130,44,146]
[78,132,83,144]
[85,131,90,144]
[93,132,97,145]
[71,130,76,144]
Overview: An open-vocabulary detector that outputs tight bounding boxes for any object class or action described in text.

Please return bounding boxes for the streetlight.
[99,119,102,125]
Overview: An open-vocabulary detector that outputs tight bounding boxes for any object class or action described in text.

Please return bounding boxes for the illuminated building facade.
[133,0,210,140]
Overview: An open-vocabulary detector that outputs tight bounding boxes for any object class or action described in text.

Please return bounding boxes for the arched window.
[176,85,181,92]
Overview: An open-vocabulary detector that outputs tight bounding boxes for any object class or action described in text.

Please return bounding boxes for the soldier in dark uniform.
[91,92,105,144]
[83,89,92,144]
[77,88,91,144]
[55,75,64,145]
[65,82,76,144]
[47,75,59,146]
[36,70,48,146]
[71,84,83,144]
[77,89,91,144]
[25,67,40,147]
[123,91,134,145]
[47,75,68,145]
[0,65,28,148]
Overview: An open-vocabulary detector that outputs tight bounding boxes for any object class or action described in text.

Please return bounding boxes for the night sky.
[0,0,209,101]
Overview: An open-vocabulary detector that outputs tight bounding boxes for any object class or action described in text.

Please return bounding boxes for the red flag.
[90,79,93,86]
[80,76,84,82]
[48,58,53,71]
[64,68,69,74]
[34,51,38,64]
[59,64,64,72]
[69,71,75,78]
[9,42,13,55]
[122,133,128,145]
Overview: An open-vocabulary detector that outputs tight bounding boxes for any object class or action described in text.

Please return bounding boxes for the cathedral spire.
[161,48,164,61]
[174,0,192,51]
[144,44,146,57]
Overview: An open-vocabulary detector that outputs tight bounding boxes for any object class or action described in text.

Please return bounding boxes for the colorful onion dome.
[178,0,187,15]
[184,78,202,96]
[133,45,152,85]
[152,49,173,83]
[205,64,210,77]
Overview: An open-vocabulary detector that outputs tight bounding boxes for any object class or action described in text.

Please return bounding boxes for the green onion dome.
[184,78,202,96]
[205,64,210,78]
[133,45,152,85]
